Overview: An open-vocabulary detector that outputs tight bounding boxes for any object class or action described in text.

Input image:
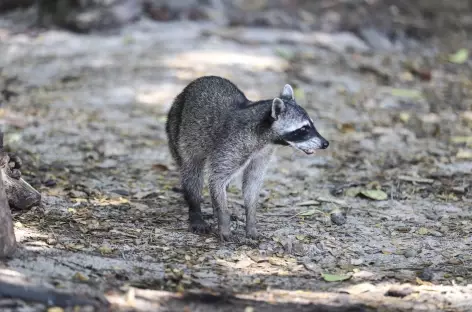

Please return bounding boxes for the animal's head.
[270,84,329,154]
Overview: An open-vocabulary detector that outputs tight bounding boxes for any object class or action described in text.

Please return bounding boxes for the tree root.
[0,152,41,211]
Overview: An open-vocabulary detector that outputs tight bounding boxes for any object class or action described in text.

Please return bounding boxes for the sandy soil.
[0,5,471,311]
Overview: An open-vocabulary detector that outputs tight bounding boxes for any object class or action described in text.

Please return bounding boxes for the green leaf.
[296,200,320,206]
[122,35,136,45]
[450,136,472,144]
[295,235,306,241]
[298,209,321,216]
[359,189,388,201]
[345,187,362,197]
[321,273,352,282]
[448,48,469,64]
[275,47,295,60]
[389,88,423,99]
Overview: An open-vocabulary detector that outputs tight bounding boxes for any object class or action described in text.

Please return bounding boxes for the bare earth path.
[0,10,471,312]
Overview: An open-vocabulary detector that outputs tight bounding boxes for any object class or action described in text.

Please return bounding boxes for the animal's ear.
[271,98,285,120]
[281,84,294,100]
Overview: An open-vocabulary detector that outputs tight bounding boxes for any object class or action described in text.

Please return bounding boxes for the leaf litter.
[2,6,472,311]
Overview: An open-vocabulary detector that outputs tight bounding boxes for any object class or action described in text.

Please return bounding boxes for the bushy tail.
[165,94,184,167]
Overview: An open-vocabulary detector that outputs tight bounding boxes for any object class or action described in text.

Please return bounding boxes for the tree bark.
[0,132,16,258]
[1,154,41,211]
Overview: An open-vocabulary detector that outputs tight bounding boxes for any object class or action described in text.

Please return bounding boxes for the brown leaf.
[152,164,169,171]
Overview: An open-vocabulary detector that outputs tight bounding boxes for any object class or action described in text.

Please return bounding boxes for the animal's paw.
[218,228,246,244]
[242,238,259,248]
[219,229,233,242]
[230,214,241,221]
[219,233,257,246]
[246,229,260,240]
[189,218,211,234]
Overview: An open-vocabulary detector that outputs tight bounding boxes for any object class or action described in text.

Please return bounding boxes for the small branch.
[0,280,108,308]
[397,175,434,184]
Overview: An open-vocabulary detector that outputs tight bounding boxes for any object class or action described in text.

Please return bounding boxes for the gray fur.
[271,98,285,120]
[165,76,328,241]
[281,84,294,100]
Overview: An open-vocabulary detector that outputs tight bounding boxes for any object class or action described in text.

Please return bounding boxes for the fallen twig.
[398,175,434,184]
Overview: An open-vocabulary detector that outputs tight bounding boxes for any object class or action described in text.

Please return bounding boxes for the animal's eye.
[300,125,310,132]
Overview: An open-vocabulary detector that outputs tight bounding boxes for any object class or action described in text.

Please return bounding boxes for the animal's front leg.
[242,147,274,240]
[209,153,242,242]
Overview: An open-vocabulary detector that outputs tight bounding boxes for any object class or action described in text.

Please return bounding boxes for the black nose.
[322,140,329,149]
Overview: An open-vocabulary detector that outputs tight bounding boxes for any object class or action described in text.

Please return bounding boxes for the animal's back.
[166,76,248,165]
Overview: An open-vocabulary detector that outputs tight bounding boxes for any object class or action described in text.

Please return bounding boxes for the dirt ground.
[0,2,471,311]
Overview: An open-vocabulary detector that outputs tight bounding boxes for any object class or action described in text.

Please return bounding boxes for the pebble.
[429,230,443,237]
[395,226,411,233]
[292,242,304,255]
[111,189,130,196]
[419,267,434,281]
[404,249,417,258]
[44,179,57,187]
[330,210,347,225]
[97,159,118,169]
[247,250,268,263]
[46,236,57,245]
[68,190,87,198]
[359,27,395,51]
[282,240,293,254]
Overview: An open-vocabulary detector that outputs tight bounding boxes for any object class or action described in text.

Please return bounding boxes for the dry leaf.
[234,258,254,269]
[339,123,356,133]
[456,149,472,159]
[72,272,89,282]
[359,189,388,200]
[417,227,428,235]
[152,163,169,171]
[99,245,113,254]
[416,277,433,286]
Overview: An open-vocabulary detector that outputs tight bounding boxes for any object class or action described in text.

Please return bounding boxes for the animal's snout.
[321,139,329,149]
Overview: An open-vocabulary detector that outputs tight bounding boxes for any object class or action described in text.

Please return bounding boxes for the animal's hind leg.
[180,158,210,234]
